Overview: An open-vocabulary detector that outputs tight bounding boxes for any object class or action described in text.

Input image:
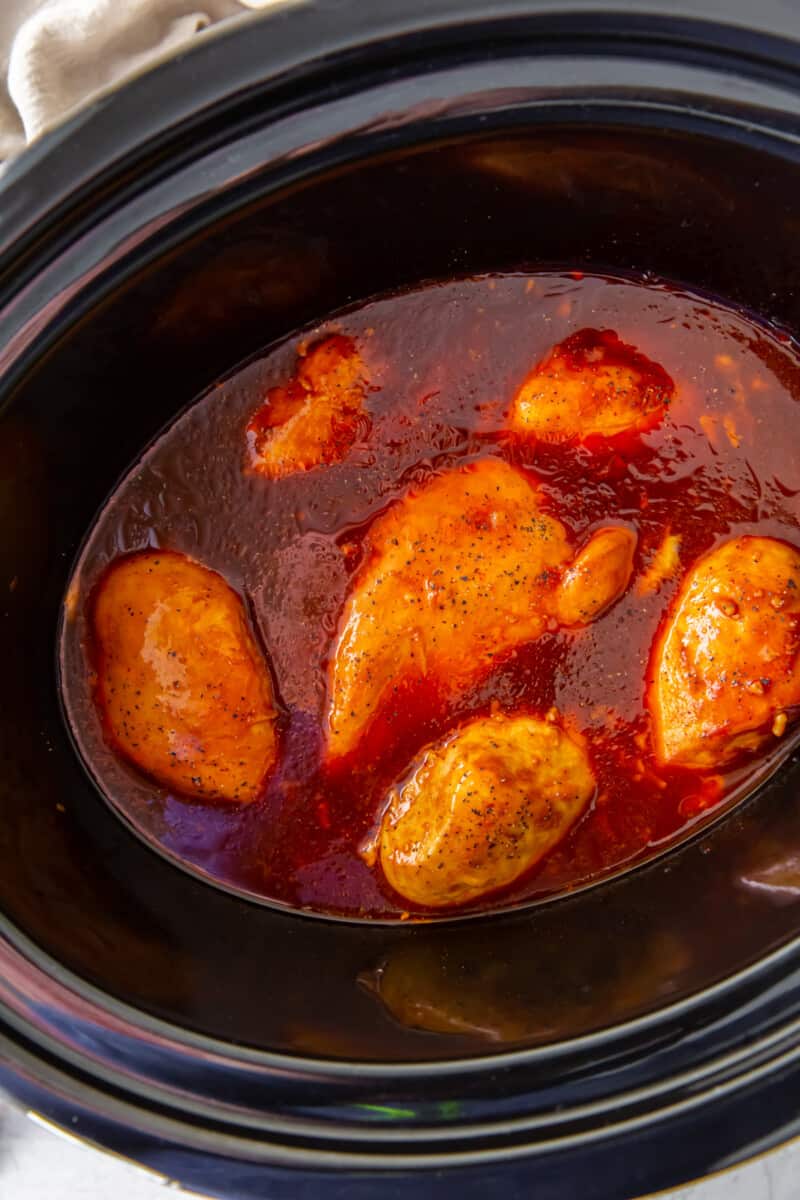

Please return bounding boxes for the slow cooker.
[4,1,800,1196]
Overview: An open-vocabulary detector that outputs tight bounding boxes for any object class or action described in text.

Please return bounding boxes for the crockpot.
[4,1,800,1196]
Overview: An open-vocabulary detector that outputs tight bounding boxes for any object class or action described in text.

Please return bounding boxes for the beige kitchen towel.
[1,0,283,162]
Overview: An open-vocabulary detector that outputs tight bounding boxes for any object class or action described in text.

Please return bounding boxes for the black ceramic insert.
[3,2,800,1197]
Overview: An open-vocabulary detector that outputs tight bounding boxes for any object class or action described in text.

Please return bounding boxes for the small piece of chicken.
[92,550,277,801]
[509,328,673,442]
[557,525,637,625]
[649,536,800,769]
[636,531,681,596]
[377,713,595,908]
[326,457,635,759]
[246,334,367,477]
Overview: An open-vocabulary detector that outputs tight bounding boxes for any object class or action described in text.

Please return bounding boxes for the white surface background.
[1,1096,798,1198]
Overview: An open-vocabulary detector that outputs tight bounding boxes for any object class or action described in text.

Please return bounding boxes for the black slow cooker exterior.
[5,2,800,1196]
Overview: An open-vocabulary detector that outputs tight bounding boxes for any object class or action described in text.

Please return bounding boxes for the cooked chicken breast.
[509,328,673,442]
[377,712,595,908]
[92,550,277,801]
[649,535,800,768]
[326,457,635,759]
[247,334,368,477]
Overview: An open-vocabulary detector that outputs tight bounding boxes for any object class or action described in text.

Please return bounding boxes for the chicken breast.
[246,334,368,478]
[649,535,800,768]
[92,550,278,801]
[326,457,635,759]
[377,712,595,908]
[509,328,673,442]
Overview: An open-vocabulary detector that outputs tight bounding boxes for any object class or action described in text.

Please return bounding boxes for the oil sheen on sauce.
[60,272,800,920]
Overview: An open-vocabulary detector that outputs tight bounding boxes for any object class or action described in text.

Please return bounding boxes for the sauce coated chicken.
[327,457,635,760]
[376,712,595,907]
[509,328,673,442]
[92,551,277,801]
[62,271,800,920]
[246,334,368,477]
[649,536,800,769]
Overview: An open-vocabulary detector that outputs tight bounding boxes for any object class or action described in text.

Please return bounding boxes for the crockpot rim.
[4,2,800,1193]
[3,904,800,1077]
[4,0,800,286]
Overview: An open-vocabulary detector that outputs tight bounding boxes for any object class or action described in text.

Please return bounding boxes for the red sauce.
[60,272,800,920]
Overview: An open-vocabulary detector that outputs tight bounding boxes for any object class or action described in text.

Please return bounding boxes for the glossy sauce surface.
[60,272,800,919]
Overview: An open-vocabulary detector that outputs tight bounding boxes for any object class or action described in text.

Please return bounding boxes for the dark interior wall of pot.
[4,124,800,1061]
[100,123,800,400]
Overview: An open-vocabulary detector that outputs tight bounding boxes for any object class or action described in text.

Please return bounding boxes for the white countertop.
[1,1096,798,1199]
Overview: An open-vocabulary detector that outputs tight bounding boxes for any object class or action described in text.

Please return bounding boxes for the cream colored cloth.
[0,0,281,162]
